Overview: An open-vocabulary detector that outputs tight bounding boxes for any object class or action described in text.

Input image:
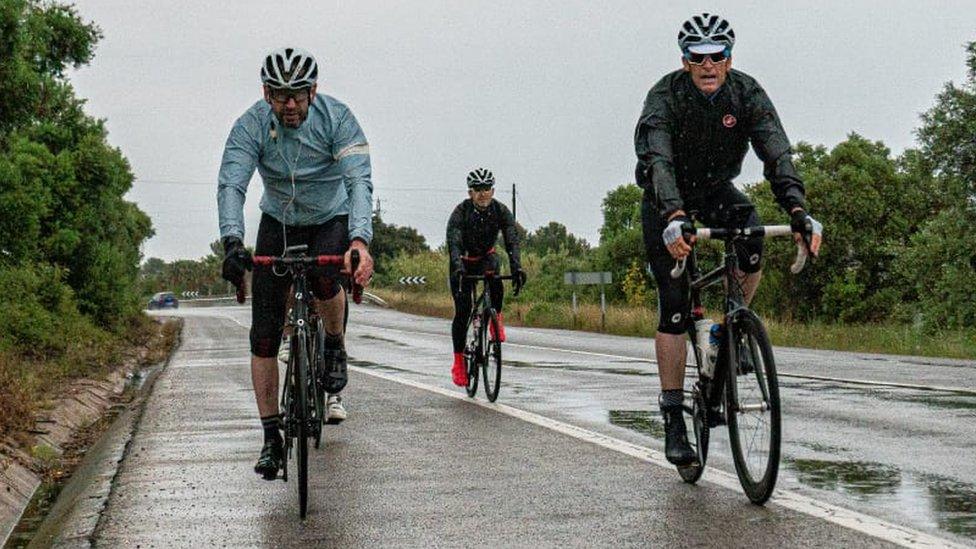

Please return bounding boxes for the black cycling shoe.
[254,440,284,481]
[661,405,698,466]
[322,348,348,394]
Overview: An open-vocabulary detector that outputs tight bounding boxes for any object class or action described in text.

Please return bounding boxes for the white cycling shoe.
[326,394,347,424]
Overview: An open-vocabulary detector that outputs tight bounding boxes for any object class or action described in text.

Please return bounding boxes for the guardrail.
[175,292,389,308]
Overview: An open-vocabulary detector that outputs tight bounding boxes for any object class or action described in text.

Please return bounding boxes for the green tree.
[0,0,151,329]
[894,42,976,328]
[595,184,644,300]
[370,213,429,272]
[523,221,590,256]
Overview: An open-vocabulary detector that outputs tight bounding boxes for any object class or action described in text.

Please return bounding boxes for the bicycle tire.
[725,311,780,504]
[465,317,480,397]
[295,330,310,519]
[312,321,325,450]
[678,383,710,484]
[482,309,502,402]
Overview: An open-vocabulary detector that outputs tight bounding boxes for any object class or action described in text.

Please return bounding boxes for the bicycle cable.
[271,117,303,278]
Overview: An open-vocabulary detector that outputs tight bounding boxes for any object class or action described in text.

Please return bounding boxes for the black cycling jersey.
[634,68,806,220]
[446,199,521,273]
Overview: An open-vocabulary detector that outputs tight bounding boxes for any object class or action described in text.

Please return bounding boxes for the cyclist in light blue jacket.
[217,47,374,481]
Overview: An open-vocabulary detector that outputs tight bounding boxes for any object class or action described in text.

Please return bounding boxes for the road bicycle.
[670,222,808,504]
[459,272,518,403]
[251,245,362,519]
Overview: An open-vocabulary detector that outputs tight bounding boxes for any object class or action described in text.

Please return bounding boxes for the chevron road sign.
[398,276,427,285]
[181,290,200,298]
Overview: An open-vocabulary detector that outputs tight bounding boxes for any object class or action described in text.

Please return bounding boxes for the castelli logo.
[723,114,737,128]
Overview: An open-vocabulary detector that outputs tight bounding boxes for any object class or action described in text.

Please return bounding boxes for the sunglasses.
[269,89,311,104]
[686,51,729,65]
[470,185,493,192]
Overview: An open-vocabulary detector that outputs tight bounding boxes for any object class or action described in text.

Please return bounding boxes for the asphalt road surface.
[89,305,975,547]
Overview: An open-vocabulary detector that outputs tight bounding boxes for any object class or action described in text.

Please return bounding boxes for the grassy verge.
[371,287,976,359]
[0,315,181,443]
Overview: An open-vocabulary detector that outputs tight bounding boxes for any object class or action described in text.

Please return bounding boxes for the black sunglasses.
[686,51,728,65]
[269,88,311,104]
[470,184,493,192]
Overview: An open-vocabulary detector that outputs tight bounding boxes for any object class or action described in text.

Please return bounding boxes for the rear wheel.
[295,331,310,519]
[725,312,780,504]
[482,309,502,402]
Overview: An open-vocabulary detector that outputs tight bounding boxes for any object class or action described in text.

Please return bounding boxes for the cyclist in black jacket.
[634,14,823,466]
[446,169,526,386]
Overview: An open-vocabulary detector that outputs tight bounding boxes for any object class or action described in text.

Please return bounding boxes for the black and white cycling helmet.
[260,47,319,89]
[677,13,735,55]
[466,168,495,188]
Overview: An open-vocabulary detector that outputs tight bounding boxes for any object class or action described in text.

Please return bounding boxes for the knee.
[657,310,687,335]
[250,331,282,358]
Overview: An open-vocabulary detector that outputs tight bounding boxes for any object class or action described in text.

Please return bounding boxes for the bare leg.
[252,355,279,417]
[319,286,346,336]
[736,269,762,305]
[656,332,688,391]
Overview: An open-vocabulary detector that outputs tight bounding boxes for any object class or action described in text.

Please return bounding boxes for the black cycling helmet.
[678,13,735,55]
[466,168,495,188]
[261,47,319,89]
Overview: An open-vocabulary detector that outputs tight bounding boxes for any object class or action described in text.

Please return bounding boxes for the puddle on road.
[789,459,901,496]
[348,359,415,375]
[356,334,411,348]
[607,410,665,439]
[785,458,976,538]
[507,360,654,378]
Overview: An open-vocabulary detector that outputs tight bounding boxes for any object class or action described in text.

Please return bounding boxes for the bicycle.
[250,245,362,519]
[669,222,808,504]
[458,271,518,403]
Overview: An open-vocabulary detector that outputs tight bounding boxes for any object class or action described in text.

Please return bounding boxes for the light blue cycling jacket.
[217,93,373,244]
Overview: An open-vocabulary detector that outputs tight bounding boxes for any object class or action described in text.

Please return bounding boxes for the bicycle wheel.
[312,321,325,449]
[678,382,710,484]
[482,309,502,402]
[465,318,480,397]
[294,330,310,518]
[725,312,780,504]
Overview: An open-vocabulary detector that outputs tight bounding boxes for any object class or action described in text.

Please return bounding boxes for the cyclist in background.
[446,169,526,386]
[634,14,823,466]
[218,47,374,480]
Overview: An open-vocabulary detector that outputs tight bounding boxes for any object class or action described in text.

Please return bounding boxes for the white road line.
[351,365,965,549]
[361,323,976,396]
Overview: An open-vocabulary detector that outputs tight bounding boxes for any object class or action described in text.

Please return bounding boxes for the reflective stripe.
[336,143,369,159]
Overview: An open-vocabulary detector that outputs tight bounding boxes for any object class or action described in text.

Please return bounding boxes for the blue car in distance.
[147,291,179,310]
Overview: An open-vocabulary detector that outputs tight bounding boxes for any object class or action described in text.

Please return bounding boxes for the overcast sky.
[67,1,975,261]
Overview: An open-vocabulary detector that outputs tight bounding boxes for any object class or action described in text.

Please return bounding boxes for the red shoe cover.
[451,353,467,386]
[490,313,506,342]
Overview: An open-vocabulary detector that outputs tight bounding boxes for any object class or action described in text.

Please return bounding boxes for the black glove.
[511,265,527,296]
[790,209,823,251]
[221,236,252,287]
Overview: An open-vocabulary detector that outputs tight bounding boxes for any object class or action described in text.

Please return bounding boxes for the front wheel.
[725,311,780,504]
[294,331,310,519]
[482,309,502,402]
[465,319,479,397]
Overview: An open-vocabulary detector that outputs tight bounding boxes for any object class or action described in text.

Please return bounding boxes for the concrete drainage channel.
[1,326,177,548]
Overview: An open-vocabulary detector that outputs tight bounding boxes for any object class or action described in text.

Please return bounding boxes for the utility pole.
[512,183,516,220]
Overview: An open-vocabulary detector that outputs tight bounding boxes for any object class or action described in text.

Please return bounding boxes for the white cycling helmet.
[466,168,495,188]
[677,13,735,55]
[261,47,319,89]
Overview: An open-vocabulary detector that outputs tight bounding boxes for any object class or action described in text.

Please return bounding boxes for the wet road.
[92,305,975,547]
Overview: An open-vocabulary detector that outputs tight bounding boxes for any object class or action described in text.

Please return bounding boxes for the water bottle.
[694,319,714,377]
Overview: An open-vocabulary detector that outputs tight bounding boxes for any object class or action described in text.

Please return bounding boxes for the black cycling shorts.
[250,213,349,357]
[642,184,763,335]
